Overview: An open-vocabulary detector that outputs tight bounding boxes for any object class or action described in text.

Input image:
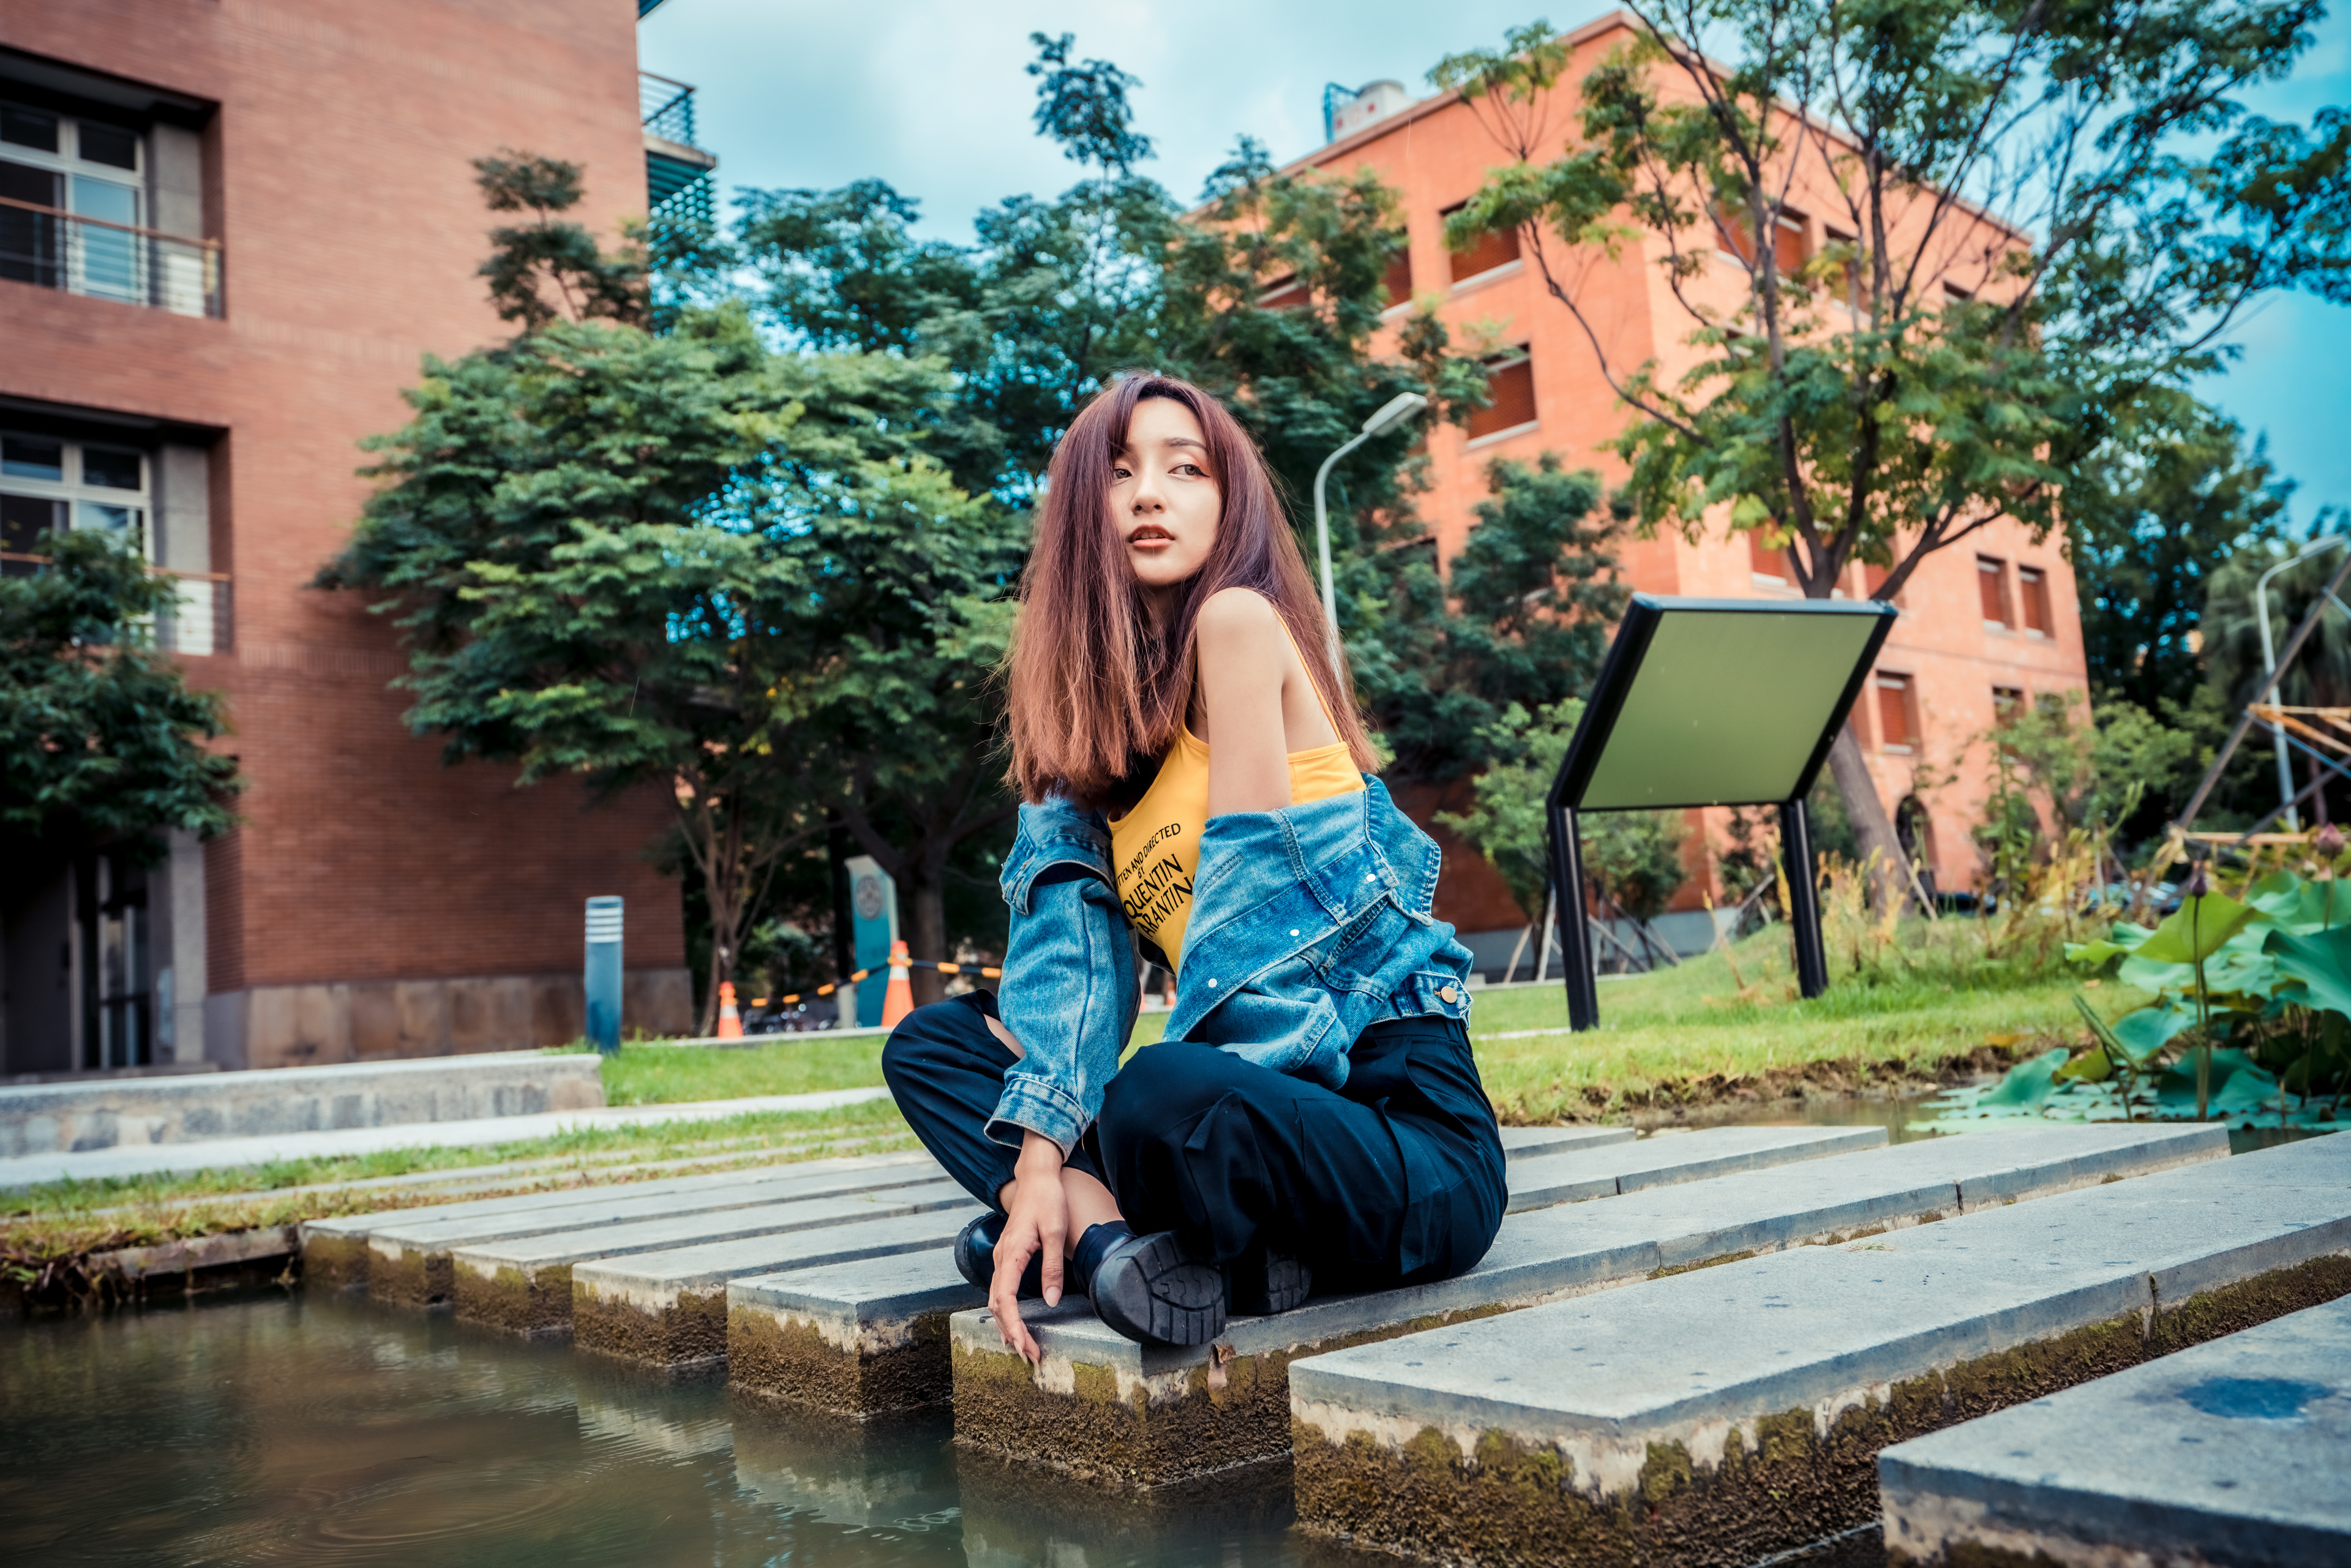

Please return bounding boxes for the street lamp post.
[1312,392,1429,670]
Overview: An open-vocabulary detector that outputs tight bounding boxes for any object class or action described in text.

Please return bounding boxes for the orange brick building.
[0,0,697,1073]
[1302,13,2091,958]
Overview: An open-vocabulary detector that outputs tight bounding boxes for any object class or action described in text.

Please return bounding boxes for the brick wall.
[2,0,688,1057]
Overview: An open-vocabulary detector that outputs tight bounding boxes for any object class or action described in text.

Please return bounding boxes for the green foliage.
[1953,865,2351,1126]
[1436,694,1685,926]
[2069,389,2292,714]
[324,173,1021,1022]
[471,152,646,330]
[0,530,239,847]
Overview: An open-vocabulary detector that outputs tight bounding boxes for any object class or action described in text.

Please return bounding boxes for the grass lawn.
[602,926,2118,1123]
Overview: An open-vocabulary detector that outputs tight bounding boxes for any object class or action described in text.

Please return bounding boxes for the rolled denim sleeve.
[987,800,1138,1156]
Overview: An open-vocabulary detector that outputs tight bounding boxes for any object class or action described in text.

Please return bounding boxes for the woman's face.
[1111,397,1220,596]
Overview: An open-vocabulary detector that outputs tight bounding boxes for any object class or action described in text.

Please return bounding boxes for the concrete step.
[448,1179,975,1337]
[1502,1124,1886,1212]
[740,1125,1880,1425]
[356,1155,947,1307]
[1498,1125,1633,1161]
[300,1149,938,1294]
[950,1123,2224,1488]
[1287,1130,2350,1567]
[572,1204,984,1367]
[1878,1295,2351,1567]
[0,1048,603,1159]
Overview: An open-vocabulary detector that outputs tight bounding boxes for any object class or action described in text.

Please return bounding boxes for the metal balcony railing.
[640,70,697,144]
[0,553,231,655]
[0,196,222,318]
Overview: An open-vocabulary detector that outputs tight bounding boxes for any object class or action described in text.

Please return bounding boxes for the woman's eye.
[1111,466,1132,481]
[1174,463,1206,478]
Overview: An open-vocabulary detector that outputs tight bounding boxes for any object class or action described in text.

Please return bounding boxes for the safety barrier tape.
[749,958,1003,1009]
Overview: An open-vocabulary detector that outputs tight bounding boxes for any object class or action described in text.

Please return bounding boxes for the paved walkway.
[0,1086,898,1189]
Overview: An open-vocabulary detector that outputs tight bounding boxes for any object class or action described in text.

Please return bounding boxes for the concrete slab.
[0,1084,895,1188]
[449,1179,973,1337]
[1503,1124,1888,1212]
[1287,1131,2351,1567]
[1498,1125,1634,1161]
[1878,1296,2351,1567]
[730,1250,984,1417]
[340,1152,945,1304]
[572,1204,984,1368]
[950,1123,2222,1488]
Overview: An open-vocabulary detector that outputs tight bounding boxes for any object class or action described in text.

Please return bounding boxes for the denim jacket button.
[1439,984,1461,1005]
[1206,978,1218,988]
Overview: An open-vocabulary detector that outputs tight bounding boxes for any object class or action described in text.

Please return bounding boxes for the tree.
[2070,389,2290,714]
[1,529,239,849]
[472,152,647,330]
[1437,4,2345,899]
[323,155,1017,1025]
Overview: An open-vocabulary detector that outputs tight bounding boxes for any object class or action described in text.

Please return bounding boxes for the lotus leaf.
[2263,923,2351,1017]
[2134,893,2259,964]
[1974,1045,2069,1108]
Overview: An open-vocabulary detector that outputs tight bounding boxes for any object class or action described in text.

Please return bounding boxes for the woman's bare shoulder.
[1193,586,1283,646]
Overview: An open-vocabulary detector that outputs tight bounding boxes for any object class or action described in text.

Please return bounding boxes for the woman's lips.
[1128,528,1174,550]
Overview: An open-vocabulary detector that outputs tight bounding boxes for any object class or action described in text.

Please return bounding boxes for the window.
[1978,556,2014,629]
[0,432,148,574]
[1257,272,1308,310]
[1749,529,1790,585]
[1466,349,1536,441]
[1382,249,1412,308]
[1441,201,1519,283]
[1876,673,1920,754]
[1942,279,1974,305]
[1714,203,1807,272]
[2018,565,2053,636]
[1,102,144,304]
[1992,685,2025,720]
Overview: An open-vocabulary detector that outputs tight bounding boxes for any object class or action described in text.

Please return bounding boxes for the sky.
[639,0,2351,531]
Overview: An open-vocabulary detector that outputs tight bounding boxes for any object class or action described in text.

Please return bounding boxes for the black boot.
[1076,1221,1227,1346]
[1225,1242,1313,1318]
[952,1212,1056,1298]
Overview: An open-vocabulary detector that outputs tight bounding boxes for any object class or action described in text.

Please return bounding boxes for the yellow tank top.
[1108,620,1365,970]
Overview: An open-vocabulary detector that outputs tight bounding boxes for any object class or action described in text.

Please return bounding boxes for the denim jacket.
[986,776,1476,1156]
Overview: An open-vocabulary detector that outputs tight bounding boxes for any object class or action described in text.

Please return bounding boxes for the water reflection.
[0,1290,1324,1567]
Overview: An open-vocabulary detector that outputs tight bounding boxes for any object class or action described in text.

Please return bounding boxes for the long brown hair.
[1004,373,1379,805]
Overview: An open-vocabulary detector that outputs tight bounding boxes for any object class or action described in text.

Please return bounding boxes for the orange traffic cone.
[716,980,744,1038]
[880,940,916,1029]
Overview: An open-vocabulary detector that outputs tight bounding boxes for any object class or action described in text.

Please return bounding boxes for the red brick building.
[1,0,699,1073]
[1303,13,2093,962]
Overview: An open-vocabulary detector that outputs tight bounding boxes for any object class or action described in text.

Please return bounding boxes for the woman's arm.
[1195,588,1333,816]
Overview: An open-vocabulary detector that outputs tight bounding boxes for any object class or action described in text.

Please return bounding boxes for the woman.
[881,373,1505,1362]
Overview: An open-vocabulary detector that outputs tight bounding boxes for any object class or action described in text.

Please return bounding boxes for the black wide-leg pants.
[880,991,1507,1292]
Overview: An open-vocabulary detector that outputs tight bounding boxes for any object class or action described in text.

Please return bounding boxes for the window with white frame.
[0,100,146,304]
[1,432,149,569]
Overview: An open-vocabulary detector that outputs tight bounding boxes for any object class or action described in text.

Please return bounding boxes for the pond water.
[0,1289,1330,1567]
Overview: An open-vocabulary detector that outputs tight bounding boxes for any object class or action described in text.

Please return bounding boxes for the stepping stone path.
[948,1122,2221,1489]
[1878,1294,2351,1567]
[301,1149,940,1296]
[1287,1131,2349,1567]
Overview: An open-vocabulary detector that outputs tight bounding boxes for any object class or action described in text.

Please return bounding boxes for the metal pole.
[1311,432,1369,673]
[1548,802,1600,1030]
[585,896,624,1053]
[2174,543,2351,833]
[2254,537,2348,831]
[1779,801,1830,999]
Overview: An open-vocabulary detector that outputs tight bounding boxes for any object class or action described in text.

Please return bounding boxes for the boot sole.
[1259,1251,1313,1315]
[1091,1232,1227,1346]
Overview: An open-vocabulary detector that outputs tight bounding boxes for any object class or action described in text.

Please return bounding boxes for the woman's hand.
[991,1131,1070,1364]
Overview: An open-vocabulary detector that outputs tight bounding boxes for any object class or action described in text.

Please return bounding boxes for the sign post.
[584,896,623,1053]
[1545,595,1897,1030]
[844,856,899,1029]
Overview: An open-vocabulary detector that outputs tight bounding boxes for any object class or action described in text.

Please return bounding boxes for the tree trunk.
[1824,724,1914,912]
[903,855,950,1008]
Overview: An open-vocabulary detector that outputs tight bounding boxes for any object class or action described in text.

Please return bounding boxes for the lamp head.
[1360,391,1429,437]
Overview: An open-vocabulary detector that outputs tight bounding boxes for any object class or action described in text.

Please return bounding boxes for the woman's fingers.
[992,1223,1043,1362]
